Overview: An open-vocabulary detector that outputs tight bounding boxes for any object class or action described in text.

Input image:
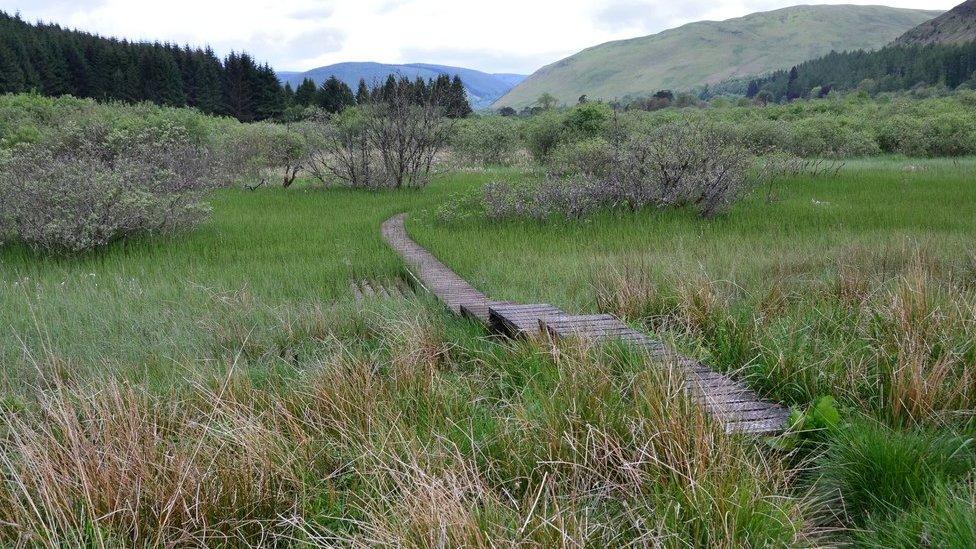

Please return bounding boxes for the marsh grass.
[0,302,810,546]
[2,157,975,544]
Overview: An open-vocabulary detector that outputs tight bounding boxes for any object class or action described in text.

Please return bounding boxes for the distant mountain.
[277,62,526,109]
[893,0,976,45]
[495,4,941,108]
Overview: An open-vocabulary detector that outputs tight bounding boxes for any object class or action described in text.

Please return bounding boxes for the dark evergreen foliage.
[315,76,355,113]
[0,11,284,120]
[355,78,370,104]
[746,42,976,102]
[360,73,472,117]
[295,77,317,106]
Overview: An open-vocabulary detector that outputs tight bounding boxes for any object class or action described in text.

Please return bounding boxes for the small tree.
[356,78,370,104]
[303,107,376,188]
[536,92,558,110]
[364,84,453,188]
[303,85,452,189]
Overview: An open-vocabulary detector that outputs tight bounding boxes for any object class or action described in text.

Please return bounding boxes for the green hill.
[893,0,976,45]
[495,4,941,108]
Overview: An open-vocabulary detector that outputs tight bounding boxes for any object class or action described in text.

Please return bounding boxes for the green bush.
[919,112,976,157]
[0,94,238,253]
[788,116,879,158]
[522,110,565,162]
[0,124,215,254]
[547,137,614,177]
[562,102,613,140]
[452,116,520,166]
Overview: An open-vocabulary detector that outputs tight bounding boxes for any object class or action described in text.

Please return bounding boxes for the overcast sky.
[0,0,958,74]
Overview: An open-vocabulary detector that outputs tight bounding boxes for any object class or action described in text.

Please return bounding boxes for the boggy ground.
[1,157,974,545]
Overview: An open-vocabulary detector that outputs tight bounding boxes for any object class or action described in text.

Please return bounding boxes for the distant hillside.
[495,4,941,108]
[277,62,526,109]
[894,0,976,45]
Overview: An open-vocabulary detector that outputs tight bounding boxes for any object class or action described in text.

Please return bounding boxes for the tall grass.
[0,303,812,545]
[2,157,975,544]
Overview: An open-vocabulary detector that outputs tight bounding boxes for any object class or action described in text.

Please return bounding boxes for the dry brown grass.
[0,304,816,546]
[592,242,976,429]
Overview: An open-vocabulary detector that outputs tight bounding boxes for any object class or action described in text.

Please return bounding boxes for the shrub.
[787,116,879,158]
[547,137,614,177]
[479,122,752,222]
[482,177,609,221]
[727,117,793,154]
[222,123,309,189]
[452,116,520,166]
[522,110,565,162]
[0,124,214,254]
[562,102,613,140]
[613,121,753,218]
[919,112,976,157]
[303,107,378,188]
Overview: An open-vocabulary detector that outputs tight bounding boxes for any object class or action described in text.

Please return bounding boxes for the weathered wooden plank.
[488,303,565,337]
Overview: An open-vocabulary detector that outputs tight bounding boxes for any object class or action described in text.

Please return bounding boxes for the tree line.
[0,11,286,121]
[744,41,976,102]
[288,73,471,118]
[0,11,473,121]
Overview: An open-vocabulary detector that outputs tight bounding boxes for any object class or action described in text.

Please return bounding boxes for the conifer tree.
[447,74,472,117]
[315,75,354,113]
[356,78,370,104]
[295,77,317,106]
[0,11,289,120]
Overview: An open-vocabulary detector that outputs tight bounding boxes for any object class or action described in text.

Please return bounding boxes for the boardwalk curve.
[381,214,790,435]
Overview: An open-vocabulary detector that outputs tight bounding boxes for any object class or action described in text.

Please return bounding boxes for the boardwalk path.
[381,214,789,435]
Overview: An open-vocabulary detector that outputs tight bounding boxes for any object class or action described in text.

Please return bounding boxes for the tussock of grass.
[856,479,976,548]
[816,420,975,526]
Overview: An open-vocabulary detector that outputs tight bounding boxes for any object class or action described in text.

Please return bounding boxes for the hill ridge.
[893,0,976,45]
[496,3,941,108]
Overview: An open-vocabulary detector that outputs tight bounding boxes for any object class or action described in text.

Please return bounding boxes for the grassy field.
[1,157,975,545]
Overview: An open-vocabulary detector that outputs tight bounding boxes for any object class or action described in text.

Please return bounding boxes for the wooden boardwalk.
[381,214,789,435]
[350,279,412,302]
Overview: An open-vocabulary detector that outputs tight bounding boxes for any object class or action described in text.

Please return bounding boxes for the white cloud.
[0,0,959,74]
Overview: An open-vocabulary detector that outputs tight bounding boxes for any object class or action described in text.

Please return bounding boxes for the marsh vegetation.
[1,90,975,546]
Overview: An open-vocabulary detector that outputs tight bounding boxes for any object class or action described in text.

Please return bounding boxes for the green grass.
[410,157,976,310]
[0,182,459,383]
[2,156,975,545]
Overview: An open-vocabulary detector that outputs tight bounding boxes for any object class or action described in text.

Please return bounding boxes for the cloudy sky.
[1,0,958,74]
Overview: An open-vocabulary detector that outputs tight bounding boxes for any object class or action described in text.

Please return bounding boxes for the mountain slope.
[496,4,941,108]
[277,62,525,109]
[893,0,976,45]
